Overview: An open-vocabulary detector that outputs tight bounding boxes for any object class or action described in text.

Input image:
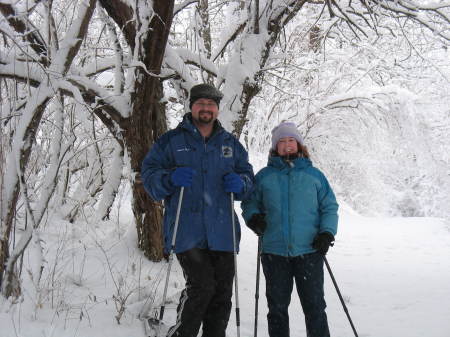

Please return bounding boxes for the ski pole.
[254,236,262,337]
[230,192,241,337]
[323,256,359,337]
[152,186,185,335]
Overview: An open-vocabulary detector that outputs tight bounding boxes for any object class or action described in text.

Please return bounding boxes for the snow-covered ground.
[1,203,449,337]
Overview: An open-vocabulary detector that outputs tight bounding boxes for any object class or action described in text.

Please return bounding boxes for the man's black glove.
[312,232,335,255]
[247,213,267,236]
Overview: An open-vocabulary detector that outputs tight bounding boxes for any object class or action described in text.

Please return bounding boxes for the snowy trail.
[1,209,449,337]
[234,209,450,337]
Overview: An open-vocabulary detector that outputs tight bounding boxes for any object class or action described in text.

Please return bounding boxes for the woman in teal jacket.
[242,122,338,337]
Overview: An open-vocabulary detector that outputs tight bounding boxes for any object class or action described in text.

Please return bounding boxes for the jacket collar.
[268,155,312,171]
[178,113,224,140]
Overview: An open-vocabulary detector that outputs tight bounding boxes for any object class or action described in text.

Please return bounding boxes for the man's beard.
[196,110,214,124]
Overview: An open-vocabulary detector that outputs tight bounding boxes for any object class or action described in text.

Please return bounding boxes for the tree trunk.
[97,0,174,261]
[126,79,167,261]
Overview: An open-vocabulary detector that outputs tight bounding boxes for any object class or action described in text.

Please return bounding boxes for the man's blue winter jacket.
[141,114,254,254]
[242,156,338,257]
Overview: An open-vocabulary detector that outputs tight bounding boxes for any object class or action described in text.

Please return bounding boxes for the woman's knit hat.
[271,122,304,150]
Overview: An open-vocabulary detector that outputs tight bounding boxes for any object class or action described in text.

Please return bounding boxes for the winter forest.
[0,1,449,337]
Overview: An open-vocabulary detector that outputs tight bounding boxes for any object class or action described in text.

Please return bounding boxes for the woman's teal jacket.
[242,156,338,257]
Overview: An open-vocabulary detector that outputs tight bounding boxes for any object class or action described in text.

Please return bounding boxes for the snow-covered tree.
[244,2,450,217]
[0,0,449,298]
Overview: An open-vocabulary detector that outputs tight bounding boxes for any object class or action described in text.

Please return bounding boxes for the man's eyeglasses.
[193,102,217,108]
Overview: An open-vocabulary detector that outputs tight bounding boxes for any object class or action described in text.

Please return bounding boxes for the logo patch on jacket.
[222,145,233,158]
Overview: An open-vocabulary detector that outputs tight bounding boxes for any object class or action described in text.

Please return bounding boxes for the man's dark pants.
[167,248,234,337]
[261,252,330,337]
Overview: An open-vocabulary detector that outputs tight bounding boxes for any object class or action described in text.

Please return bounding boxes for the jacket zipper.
[287,160,294,256]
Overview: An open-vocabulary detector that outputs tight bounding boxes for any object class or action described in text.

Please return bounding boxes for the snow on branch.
[49,0,96,75]
[320,84,415,113]
[0,1,48,63]
[173,0,198,16]
[95,143,124,221]
[338,0,450,41]
[78,57,130,78]
[98,0,136,49]
[212,16,248,62]
[166,46,219,79]
[61,75,128,122]
[0,0,98,297]
[163,45,196,84]
[264,0,309,31]
[0,61,44,86]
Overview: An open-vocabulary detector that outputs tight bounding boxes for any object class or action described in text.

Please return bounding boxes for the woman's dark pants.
[261,252,330,337]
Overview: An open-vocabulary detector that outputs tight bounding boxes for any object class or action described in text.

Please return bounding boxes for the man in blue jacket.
[141,83,254,337]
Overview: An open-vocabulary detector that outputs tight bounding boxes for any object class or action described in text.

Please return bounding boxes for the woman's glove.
[247,213,267,236]
[312,232,335,255]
